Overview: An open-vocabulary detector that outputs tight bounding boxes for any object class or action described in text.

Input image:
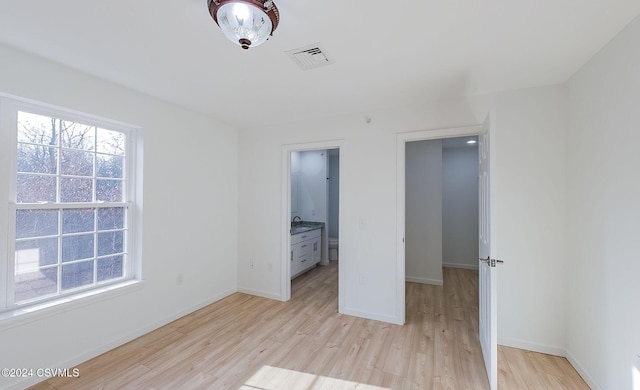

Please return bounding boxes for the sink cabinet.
[291,228,321,279]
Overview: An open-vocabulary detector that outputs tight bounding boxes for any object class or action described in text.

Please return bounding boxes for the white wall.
[405,141,478,281]
[565,16,640,390]
[442,146,479,269]
[0,43,238,389]
[238,100,482,321]
[405,139,443,285]
[298,150,328,223]
[237,87,568,350]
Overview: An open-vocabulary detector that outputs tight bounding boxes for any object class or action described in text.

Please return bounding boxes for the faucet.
[292,216,302,226]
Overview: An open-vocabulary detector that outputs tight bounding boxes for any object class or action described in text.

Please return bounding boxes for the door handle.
[479,257,504,267]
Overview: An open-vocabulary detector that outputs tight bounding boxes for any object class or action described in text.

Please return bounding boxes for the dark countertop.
[291,221,324,235]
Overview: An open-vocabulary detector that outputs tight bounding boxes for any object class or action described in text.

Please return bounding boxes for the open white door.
[479,113,498,389]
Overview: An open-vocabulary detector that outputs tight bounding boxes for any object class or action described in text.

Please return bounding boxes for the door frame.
[396,125,481,323]
[281,140,345,312]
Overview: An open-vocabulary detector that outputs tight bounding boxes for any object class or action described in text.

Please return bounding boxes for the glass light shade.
[216,2,273,49]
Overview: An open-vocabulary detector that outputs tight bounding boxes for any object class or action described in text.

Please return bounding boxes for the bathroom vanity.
[290,223,323,279]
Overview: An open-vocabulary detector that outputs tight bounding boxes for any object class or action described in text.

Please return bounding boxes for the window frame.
[1,94,141,314]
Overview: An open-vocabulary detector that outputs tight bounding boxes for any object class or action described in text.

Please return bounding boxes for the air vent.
[286,43,333,70]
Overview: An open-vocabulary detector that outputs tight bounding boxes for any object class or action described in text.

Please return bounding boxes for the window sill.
[0,279,144,331]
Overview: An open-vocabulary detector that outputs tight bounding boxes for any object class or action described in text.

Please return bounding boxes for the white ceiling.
[0,1,638,129]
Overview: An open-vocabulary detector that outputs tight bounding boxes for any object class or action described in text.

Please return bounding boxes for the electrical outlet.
[176,273,184,286]
[267,262,273,272]
[359,273,367,285]
[249,259,254,269]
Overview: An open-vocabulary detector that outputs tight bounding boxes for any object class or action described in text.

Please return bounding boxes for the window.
[1,96,139,312]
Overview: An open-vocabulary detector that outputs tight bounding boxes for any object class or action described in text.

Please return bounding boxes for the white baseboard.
[405,276,443,286]
[237,287,282,301]
[341,307,403,325]
[8,288,237,390]
[443,262,479,270]
[498,339,598,389]
[565,350,601,390]
[498,337,566,357]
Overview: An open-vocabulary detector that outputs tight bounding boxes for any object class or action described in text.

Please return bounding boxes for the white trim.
[281,140,345,315]
[398,125,482,142]
[405,276,443,286]
[5,288,236,390]
[442,262,479,270]
[565,350,601,390]
[396,125,481,326]
[341,307,403,325]
[280,147,291,302]
[132,127,144,280]
[1,98,16,310]
[11,201,131,210]
[0,92,141,131]
[237,287,283,301]
[497,339,597,388]
[1,94,142,313]
[0,280,143,330]
[498,337,566,357]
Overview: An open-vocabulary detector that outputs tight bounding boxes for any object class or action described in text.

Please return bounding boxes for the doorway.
[405,136,479,286]
[395,126,480,322]
[281,141,344,314]
[397,123,502,387]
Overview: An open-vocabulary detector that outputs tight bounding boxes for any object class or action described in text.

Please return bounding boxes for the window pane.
[63,208,94,234]
[10,106,137,311]
[11,104,134,306]
[98,207,125,230]
[97,154,123,178]
[62,234,94,262]
[17,112,58,145]
[17,144,57,174]
[16,209,58,238]
[61,149,93,176]
[98,231,124,256]
[96,179,122,202]
[97,128,125,155]
[14,267,58,303]
[61,261,94,290]
[60,177,93,202]
[98,255,123,282]
[16,238,58,270]
[17,174,56,203]
[60,121,95,150]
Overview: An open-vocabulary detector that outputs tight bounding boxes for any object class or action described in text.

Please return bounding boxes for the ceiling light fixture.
[208,0,280,50]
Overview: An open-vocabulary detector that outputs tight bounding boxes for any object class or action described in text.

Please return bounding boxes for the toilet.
[328,237,339,261]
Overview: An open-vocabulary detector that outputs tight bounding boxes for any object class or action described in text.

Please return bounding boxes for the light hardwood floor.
[30,262,589,389]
